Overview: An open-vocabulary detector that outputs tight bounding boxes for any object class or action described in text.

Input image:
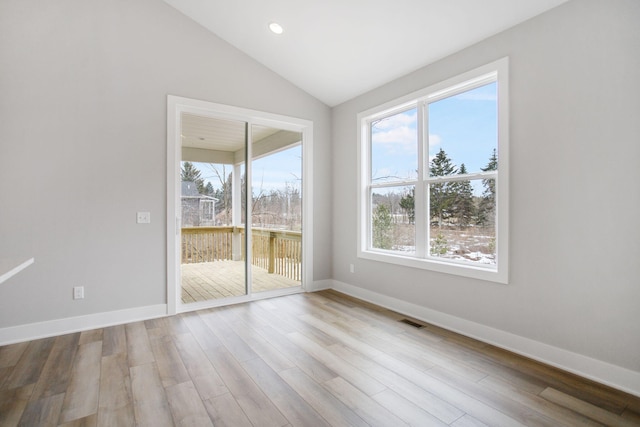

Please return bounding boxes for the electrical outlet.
[137,211,151,224]
[73,286,84,300]
[349,264,355,273]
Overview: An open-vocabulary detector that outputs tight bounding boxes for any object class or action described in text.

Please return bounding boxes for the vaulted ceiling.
[163,0,569,106]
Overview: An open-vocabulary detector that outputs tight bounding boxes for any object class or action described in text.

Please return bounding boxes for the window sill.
[358,249,508,284]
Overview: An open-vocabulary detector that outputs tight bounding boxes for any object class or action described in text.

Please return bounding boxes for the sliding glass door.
[167,96,311,313]
[250,124,302,294]
[179,114,247,304]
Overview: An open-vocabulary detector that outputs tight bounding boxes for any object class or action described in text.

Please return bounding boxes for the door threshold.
[177,286,303,314]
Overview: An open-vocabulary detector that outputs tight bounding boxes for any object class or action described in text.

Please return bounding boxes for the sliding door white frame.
[166,95,313,315]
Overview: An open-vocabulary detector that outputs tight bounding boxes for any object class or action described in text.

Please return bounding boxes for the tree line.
[424,147,497,228]
[181,162,301,230]
[373,148,497,232]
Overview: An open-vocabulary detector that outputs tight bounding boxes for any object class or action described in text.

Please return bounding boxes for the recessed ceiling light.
[269,22,284,35]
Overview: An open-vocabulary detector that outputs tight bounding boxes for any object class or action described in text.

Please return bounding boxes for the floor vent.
[399,319,424,328]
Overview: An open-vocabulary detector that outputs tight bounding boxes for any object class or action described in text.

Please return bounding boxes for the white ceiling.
[181,113,279,152]
[164,0,569,107]
[180,113,302,165]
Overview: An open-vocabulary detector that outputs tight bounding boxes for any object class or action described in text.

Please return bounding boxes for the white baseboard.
[0,279,331,345]
[307,279,333,292]
[0,304,167,346]
[4,281,638,397]
[328,279,640,398]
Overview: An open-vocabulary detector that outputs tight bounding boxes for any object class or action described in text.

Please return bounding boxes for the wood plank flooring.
[1,290,639,426]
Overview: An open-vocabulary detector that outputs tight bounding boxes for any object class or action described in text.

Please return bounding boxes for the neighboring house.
[181,181,218,227]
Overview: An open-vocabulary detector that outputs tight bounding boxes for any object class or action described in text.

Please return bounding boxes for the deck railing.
[181,226,234,263]
[181,226,302,282]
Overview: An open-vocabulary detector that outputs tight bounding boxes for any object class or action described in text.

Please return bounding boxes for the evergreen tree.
[372,204,393,249]
[431,233,449,256]
[477,149,498,227]
[482,149,498,197]
[181,162,205,194]
[399,188,415,224]
[204,182,214,196]
[429,148,457,226]
[451,163,475,227]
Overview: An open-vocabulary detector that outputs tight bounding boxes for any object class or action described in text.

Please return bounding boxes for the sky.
[371,82,497,189]
[185,82,495,197]
[251,145,302,193]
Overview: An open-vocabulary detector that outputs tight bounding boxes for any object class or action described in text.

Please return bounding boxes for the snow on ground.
[386,226,496,266]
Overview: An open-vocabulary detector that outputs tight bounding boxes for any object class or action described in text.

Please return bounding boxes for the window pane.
[428,82,497,175]
[181,162,233,227]
[251,130,303,292]
[371,186,415,252]
[428,179,496,266]
[251,144,302,231]
[371,108,417,183]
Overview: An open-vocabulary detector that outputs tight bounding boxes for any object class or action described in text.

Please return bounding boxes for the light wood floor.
[1,290,639,426]
[181,261,300,303]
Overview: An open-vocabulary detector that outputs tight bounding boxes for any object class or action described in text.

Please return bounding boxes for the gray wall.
[332,0,640,372]
[0,0,332,327]
[1,0,638,385]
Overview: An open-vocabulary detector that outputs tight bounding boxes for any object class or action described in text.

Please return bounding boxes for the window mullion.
[415,101,427,258]
[365,122,373,251]
[425,170,496,183]
[370,180,417,190]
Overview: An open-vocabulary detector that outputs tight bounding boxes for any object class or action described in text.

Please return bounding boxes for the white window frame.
[357,58,509,284]
[199,199,215,221]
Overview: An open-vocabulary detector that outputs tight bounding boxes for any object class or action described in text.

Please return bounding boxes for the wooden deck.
[181,260,300,303]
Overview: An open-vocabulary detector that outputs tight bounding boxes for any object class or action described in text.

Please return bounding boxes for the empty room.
[1,0,639,425]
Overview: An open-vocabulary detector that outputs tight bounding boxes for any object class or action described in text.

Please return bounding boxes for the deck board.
[180,261,300,303]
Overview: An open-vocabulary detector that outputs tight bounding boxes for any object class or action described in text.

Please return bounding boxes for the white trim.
[494,58,509,281]
[167,95,314,314]
[177,286,304,313]
[358,61,503,120]
[369,180,417,189]
[356,113,369,256]
[415,102,426,258]
[357,58,509,284]
[307,279,334,292]
[358,249,503,283]
[0,257,34,285]
[245,122,253,296]
[301,123,314,296]
[0,304,167,346]
[167,96,181,315]
[425,171,496,183]
[5,279,637,397]
[327,280,640,398]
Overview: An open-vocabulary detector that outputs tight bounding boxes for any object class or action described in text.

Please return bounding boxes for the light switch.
[137,211,151,224]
